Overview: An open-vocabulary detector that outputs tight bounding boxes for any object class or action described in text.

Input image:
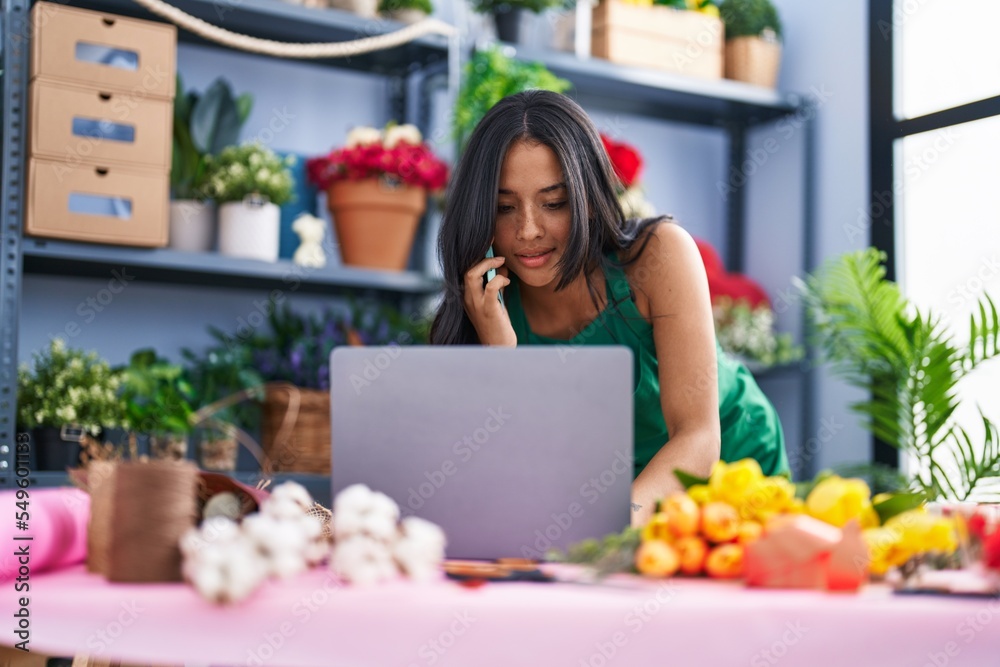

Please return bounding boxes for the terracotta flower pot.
[725,35,782,89]
[326,177,426,271]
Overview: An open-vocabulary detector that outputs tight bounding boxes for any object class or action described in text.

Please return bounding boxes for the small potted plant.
[170,75,253,253]
[16,339,124,470]
[471,0,573,44]
[181,341,265,471]
[306,123,448,271]
[204,142,296,263]
[379,0,432,24]
[118,349,197,461]
[719,0,783,88]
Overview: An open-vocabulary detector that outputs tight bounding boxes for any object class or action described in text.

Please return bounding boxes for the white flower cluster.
[180,482,327,604]
[330,484,446,586]
[618,186,656,219]
[344,124,423,150]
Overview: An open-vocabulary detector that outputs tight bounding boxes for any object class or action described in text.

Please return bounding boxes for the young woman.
[430,90,788,525]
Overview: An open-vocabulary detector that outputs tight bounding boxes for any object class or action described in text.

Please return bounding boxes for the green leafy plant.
[172,74,254,201]
[799,248,1000,501]
[203,142,296,206]
[719,0,782,40]
[453,46,571,152]
[181,341,265,441]
[379,0,433,13]
[118,349,197,437]
[17,339,125,435]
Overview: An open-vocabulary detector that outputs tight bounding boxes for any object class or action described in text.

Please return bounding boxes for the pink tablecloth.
[3,565,1000,666]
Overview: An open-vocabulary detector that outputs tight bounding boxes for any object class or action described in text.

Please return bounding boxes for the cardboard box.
[27,157,168,247]
[31,0,176,100]
[591,1,723,79]
[29,79,172,170]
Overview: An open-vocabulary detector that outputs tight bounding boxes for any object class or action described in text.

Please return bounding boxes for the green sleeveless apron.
[504,257,789,478]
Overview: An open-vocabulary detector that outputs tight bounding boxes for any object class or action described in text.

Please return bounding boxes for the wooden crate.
[592,1,724,79]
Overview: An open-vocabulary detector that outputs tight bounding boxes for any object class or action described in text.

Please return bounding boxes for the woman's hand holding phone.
[463,248,516,347]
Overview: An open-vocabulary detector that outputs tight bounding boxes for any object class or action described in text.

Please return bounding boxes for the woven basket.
[260,383,331,474]
[725,36,782,89]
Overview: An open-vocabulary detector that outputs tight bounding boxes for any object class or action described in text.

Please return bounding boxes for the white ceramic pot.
[168,200,216,252]
[217,200,281,262]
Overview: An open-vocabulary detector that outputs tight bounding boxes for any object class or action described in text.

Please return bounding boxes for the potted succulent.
[170,75,253,252]
[16,339,124,470]
[204,142,296,263]
[470,0,573,44]
[118,349,197,461]
[718,0,783,88]
[453,46,570,154]
[306,123,448,271]
[379,0,432,23]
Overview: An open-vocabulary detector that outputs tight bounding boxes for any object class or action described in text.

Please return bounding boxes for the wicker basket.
[725,36,782,89]
[260,383,331,474]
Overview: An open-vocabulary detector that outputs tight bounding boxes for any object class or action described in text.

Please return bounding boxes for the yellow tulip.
[709,459,764,507]
[739,476,795,522]
[806,476,873,528]
[642,512,673,543]
[887,510,958,555]
[863,527,911,576]
[687,484,713,506]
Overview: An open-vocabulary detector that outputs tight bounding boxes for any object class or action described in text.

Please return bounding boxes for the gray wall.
[19,0,872,475]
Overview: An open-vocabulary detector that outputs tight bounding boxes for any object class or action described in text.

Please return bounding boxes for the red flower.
[984,526,1000,571]
[306,135,450,192]
[601,133,643,188]
[968,513,988,540]
[695,237,771,309]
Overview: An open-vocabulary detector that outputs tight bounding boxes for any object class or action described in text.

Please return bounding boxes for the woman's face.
[493,140,573,289]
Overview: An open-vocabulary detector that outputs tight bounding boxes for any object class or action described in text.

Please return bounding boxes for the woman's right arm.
[463,255,517,347]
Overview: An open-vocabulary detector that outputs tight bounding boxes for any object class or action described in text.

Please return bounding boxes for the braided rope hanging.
[129,0,457,59]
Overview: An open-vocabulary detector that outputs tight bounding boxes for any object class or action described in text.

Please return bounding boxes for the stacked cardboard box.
[26,1,176,246]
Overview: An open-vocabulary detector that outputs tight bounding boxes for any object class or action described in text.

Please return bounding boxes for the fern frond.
[967,293,1000,370]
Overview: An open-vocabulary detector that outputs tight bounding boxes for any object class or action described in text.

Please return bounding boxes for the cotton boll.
[334,483,375,515]
[331,535,398,586]
[190,562,226,601]
[199,516,242,545]
[270,551,308,580]
[399,516,446,554]
[268,482,314,515]
[331,484,401,542]
[370,491,401,524]
[264,496,310,521]
[394,517,446,581]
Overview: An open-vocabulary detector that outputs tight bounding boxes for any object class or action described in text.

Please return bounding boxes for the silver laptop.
[329,346,633,560]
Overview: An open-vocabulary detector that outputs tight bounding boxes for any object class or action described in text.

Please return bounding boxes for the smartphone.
[485,245,505,308]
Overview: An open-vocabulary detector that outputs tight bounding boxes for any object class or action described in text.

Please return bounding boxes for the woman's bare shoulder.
[621,220,703,316]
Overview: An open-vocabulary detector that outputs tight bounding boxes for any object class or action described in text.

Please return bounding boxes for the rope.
[129,0,457,59]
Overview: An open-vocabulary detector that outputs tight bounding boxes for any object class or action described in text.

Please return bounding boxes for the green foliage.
[674,468,709,489]
[800,247,1000,501]
[172,74,254,200]
[16,339,124,435]
[379,0,433,13]
[181,341,265,437]
[203,142,296,206]
[470,0,570,14]
[547,526,642,577]
[719,0,782,39]
[453,46,571,153]
[119,349,196,436]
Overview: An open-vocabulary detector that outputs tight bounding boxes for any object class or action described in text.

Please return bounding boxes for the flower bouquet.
[306,123,449,271]
[600,133,656,219]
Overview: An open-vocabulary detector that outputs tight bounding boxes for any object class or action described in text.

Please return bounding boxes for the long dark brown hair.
[430,90,667,344]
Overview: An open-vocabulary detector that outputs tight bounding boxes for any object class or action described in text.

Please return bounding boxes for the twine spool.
[108,460,199,583]
[86,461,117,575]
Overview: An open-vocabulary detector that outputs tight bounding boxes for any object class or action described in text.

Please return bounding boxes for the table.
[4,565,1000,667]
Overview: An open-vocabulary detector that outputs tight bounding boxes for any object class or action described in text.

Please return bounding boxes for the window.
[870,0,1000,482]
